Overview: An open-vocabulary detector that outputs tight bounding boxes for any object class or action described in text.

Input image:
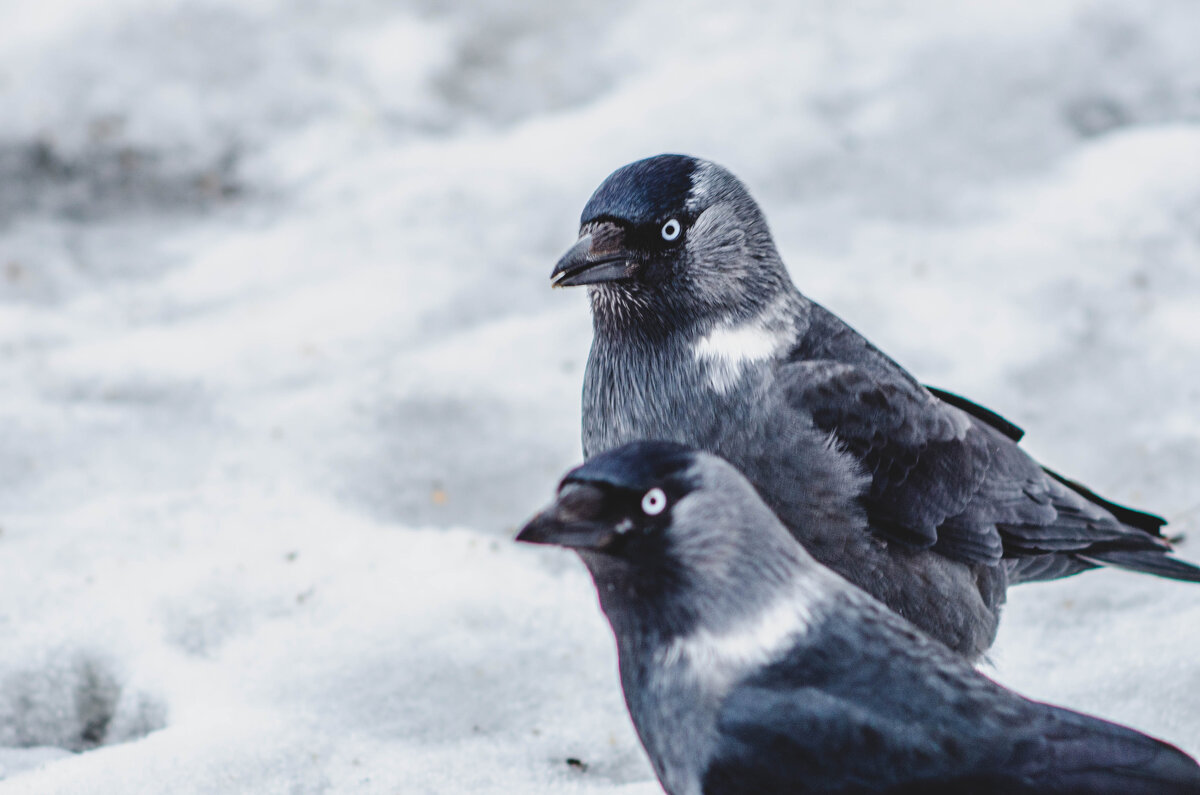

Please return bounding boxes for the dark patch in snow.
[422,0,627,126]
[0,651,166,755]
[1064,96,1131,137]
[0,137,242,227]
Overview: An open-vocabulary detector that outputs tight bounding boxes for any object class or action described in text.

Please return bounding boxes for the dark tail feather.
[1079,549,1200,583]
[1006,554,1097,585]
[1043,468,1168,538]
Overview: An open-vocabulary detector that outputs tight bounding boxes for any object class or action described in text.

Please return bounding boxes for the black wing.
[702,683,1200,795]
[922,387,1169,539]
[780,357,1004,562]
[778,357,1194,579]
[701,608,1200,794]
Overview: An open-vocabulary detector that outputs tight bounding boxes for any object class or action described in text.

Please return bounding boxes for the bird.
[516,440,1200,795]
[550,153,1200,660]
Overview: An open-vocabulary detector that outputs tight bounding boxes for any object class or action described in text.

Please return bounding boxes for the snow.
[2,0,1199,791]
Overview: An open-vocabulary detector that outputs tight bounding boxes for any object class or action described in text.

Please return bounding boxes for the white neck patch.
[692,311,791,394]
[657,583,823,689]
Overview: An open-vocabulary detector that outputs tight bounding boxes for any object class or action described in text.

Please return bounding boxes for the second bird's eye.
[660,218,681,242]
[641,487,668,515]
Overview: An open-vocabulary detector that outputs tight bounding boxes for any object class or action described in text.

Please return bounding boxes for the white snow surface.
[2,0,1200,792]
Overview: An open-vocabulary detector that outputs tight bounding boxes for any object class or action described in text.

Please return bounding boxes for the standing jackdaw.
[517,441,1200,795]
[550,153,1200,659]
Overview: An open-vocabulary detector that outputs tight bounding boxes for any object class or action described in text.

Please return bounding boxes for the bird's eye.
[641,487,668,515]
[660,218,681,242]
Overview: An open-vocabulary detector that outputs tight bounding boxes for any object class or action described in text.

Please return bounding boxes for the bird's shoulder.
[783,304,1023,442]
[791,303,1027,441]
[781,304,969,447]
[698,600,1028,794]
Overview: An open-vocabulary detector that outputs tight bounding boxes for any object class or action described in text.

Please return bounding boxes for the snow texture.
[1,0,1199,792]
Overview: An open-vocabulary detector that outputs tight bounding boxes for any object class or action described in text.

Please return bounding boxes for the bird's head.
[517,441,811,634]
[551,155,792,337]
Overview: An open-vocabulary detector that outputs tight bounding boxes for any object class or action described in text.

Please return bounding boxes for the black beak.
[550,225,636,288]
[515,482,619,551]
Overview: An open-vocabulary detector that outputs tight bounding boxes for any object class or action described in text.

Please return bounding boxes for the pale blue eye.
[642,487,668,515]
[661,219,681,242]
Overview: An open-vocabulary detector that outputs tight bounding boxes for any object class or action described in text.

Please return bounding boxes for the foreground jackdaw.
[551,153,1200,659]
[518,441,1200,795]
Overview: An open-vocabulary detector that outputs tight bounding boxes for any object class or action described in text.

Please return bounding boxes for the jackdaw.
[550,153,1200,659]
[517,441,1200,795]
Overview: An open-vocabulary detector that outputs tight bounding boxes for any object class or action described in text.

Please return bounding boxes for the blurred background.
[1,1,1198,792]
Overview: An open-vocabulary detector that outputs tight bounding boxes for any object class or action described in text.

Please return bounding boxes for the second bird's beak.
[550,222,635,288]
[515,482,619,551]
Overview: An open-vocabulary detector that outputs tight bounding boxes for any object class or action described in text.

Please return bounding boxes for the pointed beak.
[515,482,620,551]
[550,223,636,288]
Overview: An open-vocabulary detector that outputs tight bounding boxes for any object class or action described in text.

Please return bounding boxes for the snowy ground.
[1,1,1199,792]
